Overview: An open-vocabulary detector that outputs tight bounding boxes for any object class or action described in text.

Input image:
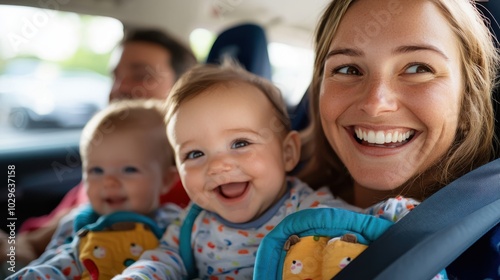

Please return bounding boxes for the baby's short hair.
[80,99,172,168]
[164,61,290,133]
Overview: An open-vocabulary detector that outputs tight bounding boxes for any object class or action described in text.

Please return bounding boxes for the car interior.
[0,0,499,279]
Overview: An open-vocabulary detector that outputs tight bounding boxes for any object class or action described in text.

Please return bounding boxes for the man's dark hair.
[123,28,198,80]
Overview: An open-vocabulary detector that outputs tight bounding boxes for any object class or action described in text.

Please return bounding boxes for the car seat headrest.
[206,23,272,81]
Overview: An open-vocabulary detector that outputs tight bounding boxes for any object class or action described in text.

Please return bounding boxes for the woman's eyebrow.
[325,44,449,61]
[393,44,449,60]
[325,48,363,60]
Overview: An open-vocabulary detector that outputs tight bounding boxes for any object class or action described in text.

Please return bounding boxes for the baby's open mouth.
[354,127,415,148]
[105,197,127,205]
[217,182,249,199]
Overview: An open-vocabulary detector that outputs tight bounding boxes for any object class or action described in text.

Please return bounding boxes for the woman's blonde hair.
[300,0,500,199]
[80,99,173,168]
[164,61,290,133]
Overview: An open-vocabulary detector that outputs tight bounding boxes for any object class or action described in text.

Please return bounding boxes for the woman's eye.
[232,140,249,149]
[405,64,433,74]
[123,166,139,173]
[186,150,204,160]
[88,167,103,175]
[335,65,361,75]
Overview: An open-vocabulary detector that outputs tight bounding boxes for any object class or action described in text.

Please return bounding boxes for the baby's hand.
[0,230,37,265]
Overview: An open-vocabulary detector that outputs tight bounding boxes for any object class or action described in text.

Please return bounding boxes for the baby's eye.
[334,65,361,75]
[405,64,433,74]
[88,167,104,175]
[123,166,139,173]
[232,139,250,149]
[186,150,204,160]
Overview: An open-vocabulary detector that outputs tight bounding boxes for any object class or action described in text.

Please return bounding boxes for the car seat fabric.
[253,208,394,280]
[289,86,311,131]
[19,181,89,233]
[206,23,272,81]
[162,180,190,208]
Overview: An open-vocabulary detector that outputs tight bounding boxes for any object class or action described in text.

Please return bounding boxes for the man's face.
[109,41,176,101]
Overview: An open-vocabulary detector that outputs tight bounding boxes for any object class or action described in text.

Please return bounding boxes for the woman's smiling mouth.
[353,127,416,148]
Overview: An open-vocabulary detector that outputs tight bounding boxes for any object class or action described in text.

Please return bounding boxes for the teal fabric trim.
[78,210,164,239]
[73,205,100,233]
[179,204,204,280]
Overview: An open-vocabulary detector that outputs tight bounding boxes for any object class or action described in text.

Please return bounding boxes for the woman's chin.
[353,170,410,192]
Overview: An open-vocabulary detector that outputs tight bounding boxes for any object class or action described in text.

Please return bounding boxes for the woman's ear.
[282,130,301,172]
[161,166,180,194]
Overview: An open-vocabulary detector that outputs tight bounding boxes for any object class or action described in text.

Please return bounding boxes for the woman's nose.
[358,78,398,116]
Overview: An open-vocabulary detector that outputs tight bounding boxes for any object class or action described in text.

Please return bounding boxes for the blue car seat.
[289,87,311,131]
[205,23,272,81]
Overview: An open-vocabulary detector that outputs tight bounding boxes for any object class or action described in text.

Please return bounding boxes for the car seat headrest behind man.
[206,23,272,81]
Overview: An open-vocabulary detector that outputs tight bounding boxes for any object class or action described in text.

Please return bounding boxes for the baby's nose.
[207,153,234,176]
[103,174,121,188]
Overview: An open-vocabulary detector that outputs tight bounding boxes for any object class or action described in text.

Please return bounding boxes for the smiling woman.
[319,0,464,201]
[300,0,499,204]
[297,0,499,278]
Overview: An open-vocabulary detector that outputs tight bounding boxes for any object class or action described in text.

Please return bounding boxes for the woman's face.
[320,0,463,192]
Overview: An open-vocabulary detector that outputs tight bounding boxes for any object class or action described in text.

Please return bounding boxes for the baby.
[8,100,182,279]
[113,62,334,279]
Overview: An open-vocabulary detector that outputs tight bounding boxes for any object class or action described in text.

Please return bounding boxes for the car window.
[269,42,313,106]
[0,5,123,153]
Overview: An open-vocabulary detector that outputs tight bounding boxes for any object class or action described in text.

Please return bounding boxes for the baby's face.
[83,128,169,216]
[167,83,298,223]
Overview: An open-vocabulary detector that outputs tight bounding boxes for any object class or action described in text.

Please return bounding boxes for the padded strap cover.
[179,204,203,280]
[253,208,393,280]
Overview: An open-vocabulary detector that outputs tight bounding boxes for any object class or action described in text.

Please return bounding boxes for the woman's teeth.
[355,128,415,144]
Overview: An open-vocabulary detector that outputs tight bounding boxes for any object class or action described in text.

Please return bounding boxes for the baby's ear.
[161,166,179,194]
[282,130,301,172]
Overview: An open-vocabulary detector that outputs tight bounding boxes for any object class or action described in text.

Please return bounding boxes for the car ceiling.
[0,0,330,48]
